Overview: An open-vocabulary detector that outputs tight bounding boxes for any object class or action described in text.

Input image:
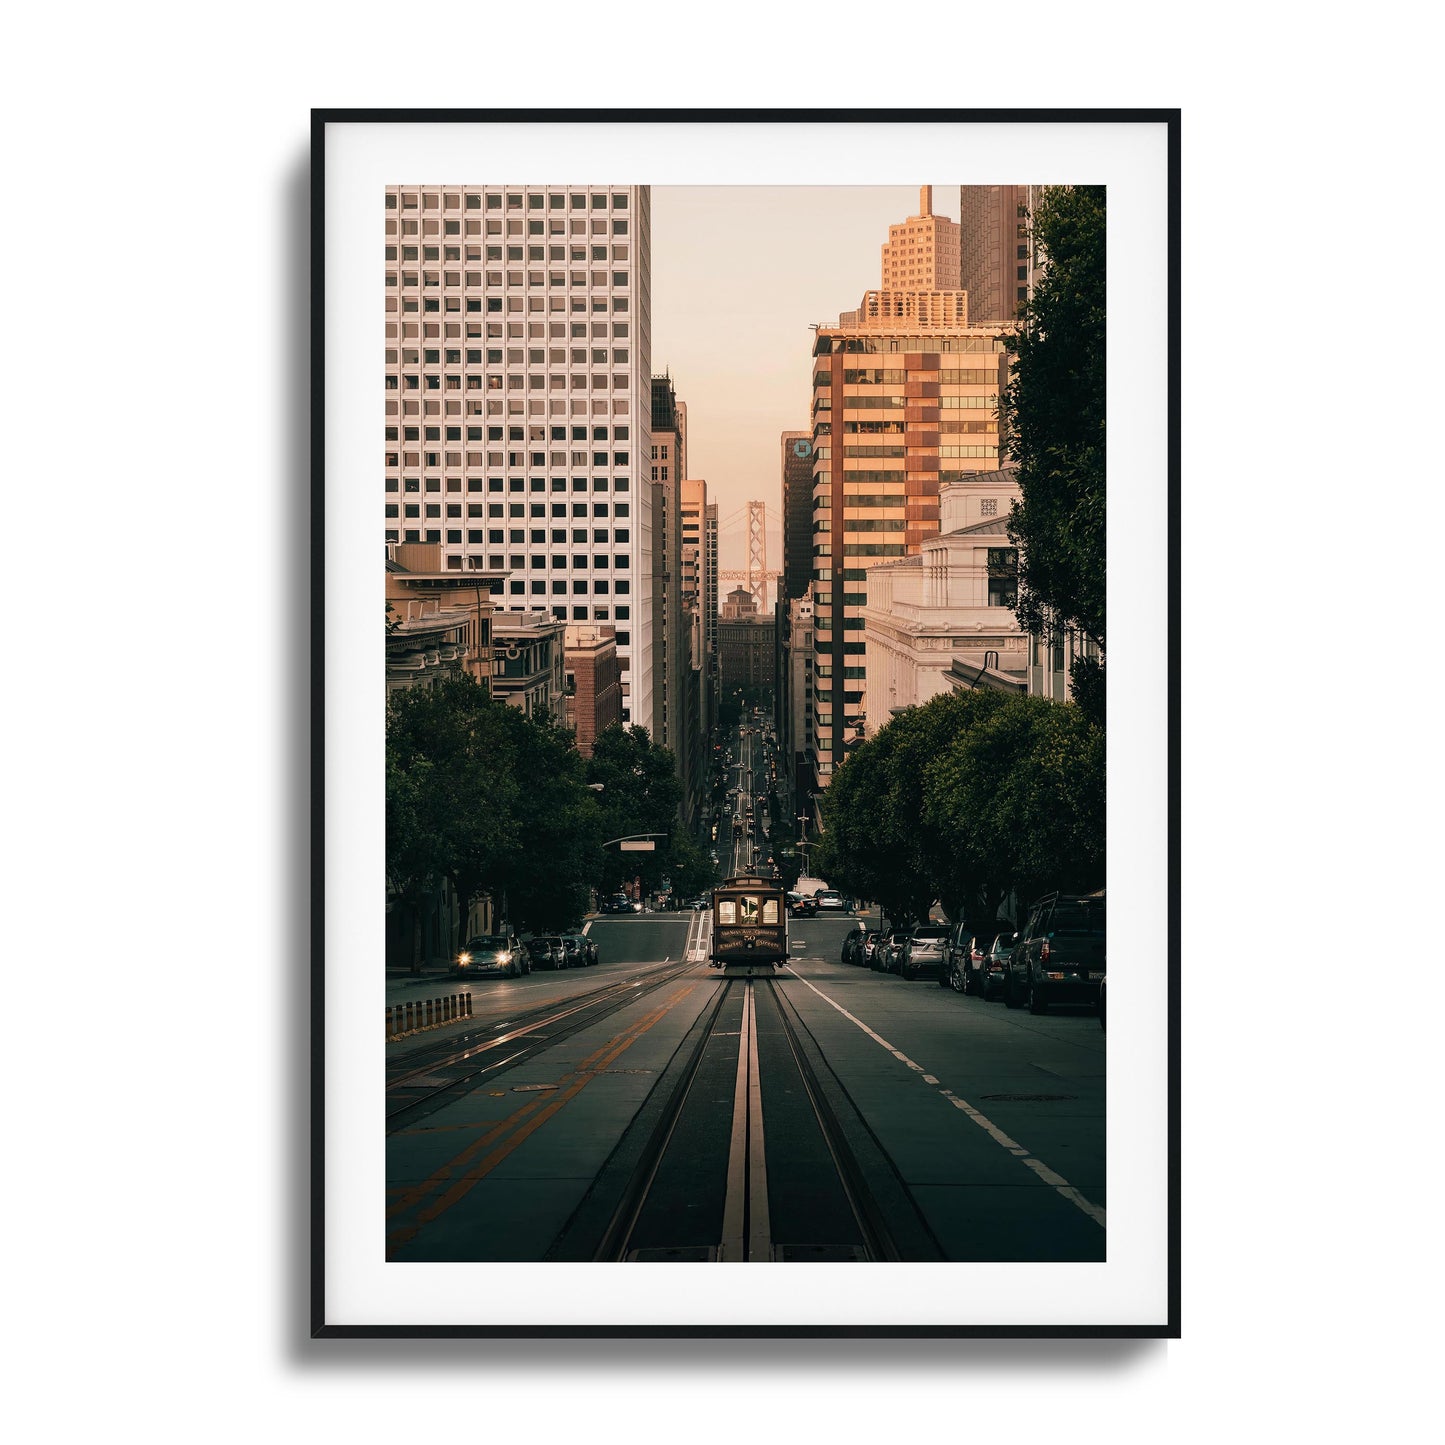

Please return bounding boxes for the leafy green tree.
[813,693,1007,928]
[385,674,523,968]
[494,706,603,933]
[923,694,1105,917]
[810,732,893,910]
[1002,184,1106,671]
[386,677,619,957]
[1067,654,1105,730]
[385,740,444,973]
[999,699,1105,901]
[815,690,1102,932]
[586,723,682,896]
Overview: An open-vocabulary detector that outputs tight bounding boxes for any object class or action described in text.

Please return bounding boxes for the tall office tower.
[681,478,712,749]
[781,432,814,603]
[880,186,961,291]
[705,501,719,733]
[650,376,687,755]
[777,591,814,825]
[383,184,654,728]
[806,197,1011,789]
[958,185,1041,323]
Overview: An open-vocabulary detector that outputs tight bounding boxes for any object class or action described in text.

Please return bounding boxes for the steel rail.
[591,979,736,1262]
[385,956,705,1131]
[387,910,707,1088]
[762,980,904,1262]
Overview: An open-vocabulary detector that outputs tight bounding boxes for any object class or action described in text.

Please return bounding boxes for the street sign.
[620,840,656,851]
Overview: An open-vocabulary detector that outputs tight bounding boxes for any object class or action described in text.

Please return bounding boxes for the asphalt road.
[385,905,1104,1263]
[784,915,1105,1261]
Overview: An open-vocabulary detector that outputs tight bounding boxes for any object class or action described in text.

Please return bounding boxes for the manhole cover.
[512,1083,559,1093]
[979,1093,1077,1102]
[603,1068,655,1075]
[627,1246,718,1262]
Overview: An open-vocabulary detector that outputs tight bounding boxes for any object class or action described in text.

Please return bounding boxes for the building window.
[987,548,1018,608]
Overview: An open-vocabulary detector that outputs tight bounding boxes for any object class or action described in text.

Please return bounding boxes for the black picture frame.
[312,108,1179,1340]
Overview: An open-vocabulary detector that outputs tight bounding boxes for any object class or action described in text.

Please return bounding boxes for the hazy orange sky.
[650,185,962,592]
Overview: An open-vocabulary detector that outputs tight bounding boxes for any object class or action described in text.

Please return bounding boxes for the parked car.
[899,923,950,980]
[560,930,595,965]
[978,932,1018,1001]
[874,929,911,974]
[790,894,818,918]
[943,920,993,994]
[559,935,586,968]
[454,933,527,978]
[841,926,867,965]
[859,930,882,967]
[526,935,566,970]
[600,893,633,915]
[1006,891,1106,1014]
[814,890,847,913]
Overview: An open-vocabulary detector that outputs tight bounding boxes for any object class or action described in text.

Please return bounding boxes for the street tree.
[585,723,682,896]
[923,693,1105,916]
[1002,184,1107,709]
[385,674,523,968]
[813,693,1001,927]
[385,742,445,973]
[494,705,603,933]
[810,731,895,914]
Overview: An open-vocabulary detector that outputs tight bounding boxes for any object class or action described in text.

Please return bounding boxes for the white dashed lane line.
[784,965,1105,1229]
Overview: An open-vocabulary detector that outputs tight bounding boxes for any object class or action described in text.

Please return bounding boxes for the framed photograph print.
[313,108,1179,1338]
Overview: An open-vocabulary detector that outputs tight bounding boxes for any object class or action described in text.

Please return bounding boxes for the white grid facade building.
[384,183,653,727]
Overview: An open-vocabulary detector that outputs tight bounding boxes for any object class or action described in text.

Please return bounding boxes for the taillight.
[1040,940,1051,963]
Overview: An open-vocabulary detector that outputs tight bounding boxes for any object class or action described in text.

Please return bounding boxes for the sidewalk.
[386,960,457,984]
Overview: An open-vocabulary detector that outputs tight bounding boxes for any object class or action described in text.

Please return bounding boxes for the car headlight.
[498,952,511,964]
[457,952,471,965]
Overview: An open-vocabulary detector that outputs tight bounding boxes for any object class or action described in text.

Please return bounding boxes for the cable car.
[710,874,790,971]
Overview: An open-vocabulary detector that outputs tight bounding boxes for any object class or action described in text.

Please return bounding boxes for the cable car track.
[550,973,943,1263]
[385,955,704,1131]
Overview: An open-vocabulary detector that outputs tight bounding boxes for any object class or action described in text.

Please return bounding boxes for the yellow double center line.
[386,983,697,1258]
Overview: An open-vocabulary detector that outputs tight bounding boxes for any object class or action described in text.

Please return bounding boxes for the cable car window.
[762,899,778,923]
[741,895,760,919]
[718,900,736,924]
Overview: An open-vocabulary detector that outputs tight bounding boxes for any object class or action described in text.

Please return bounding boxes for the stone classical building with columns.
[861,468,1029,729]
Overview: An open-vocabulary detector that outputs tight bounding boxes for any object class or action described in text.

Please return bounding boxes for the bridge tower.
[746,499,768,614]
